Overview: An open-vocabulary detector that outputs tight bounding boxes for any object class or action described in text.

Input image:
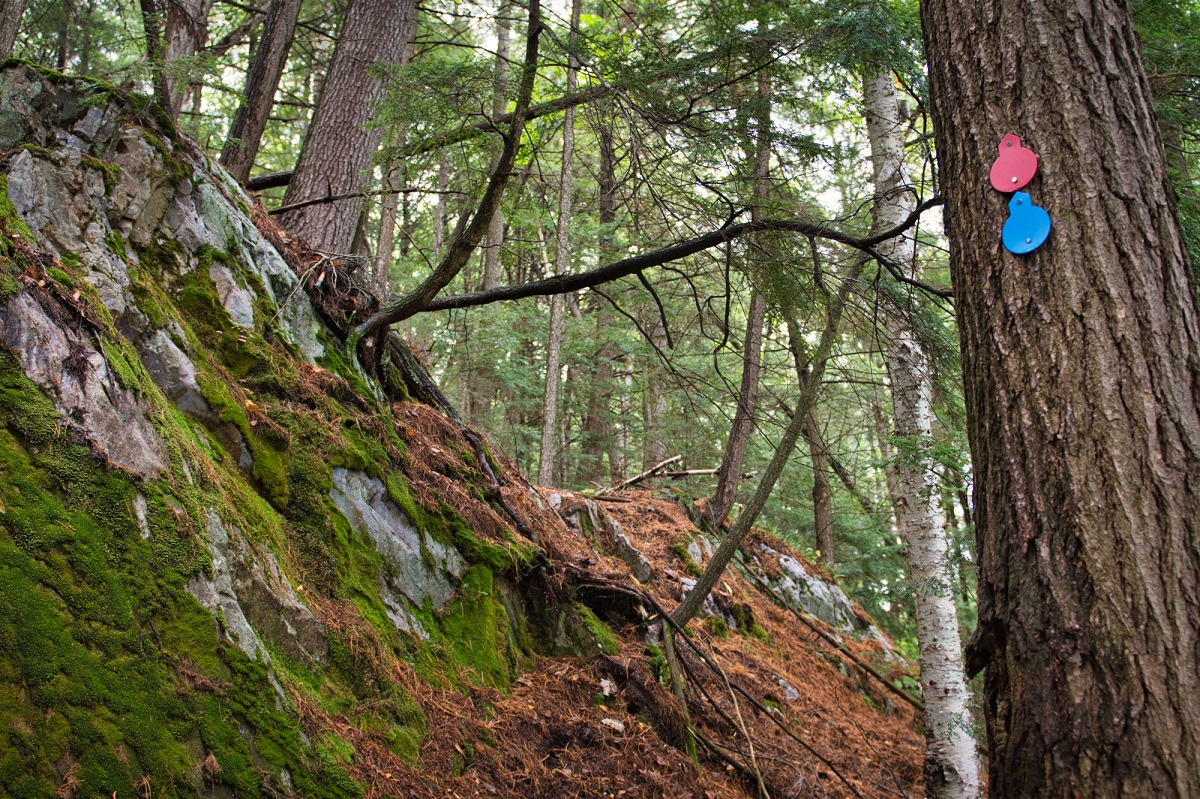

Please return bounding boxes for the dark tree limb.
[421,196,945,314]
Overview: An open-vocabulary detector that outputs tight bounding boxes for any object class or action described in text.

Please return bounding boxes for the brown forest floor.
[292,398,926,799]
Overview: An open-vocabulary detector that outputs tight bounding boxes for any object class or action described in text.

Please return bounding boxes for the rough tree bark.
[0,0,26,58]
[219,0,303,183]
[279,0,416,253]
[537,0,580,487]
[864,70,980,798]
[708,71,771,529]
[163,0,217,121]
[921,0,1200,795]
[351,0,540,341]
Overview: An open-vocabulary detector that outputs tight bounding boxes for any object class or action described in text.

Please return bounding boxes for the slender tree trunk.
[921,0,1200,794]
[373,164,400,296]
[581,119,622,484]
[537,0,579,486]
[279,0,416,253]
[709,70,771,528]
[0,0,26,58]
[709,290,765,525]
[163,0,216,121]
[55,2,69,70]
[865,69,981,799]
[640,320,670,471]
[481,2,511,292]
[433,154,451,257]
[219,0,303,183]
[873,397,903,515]
[803,413,835,564]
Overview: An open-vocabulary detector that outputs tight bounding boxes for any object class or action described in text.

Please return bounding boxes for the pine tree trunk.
[220,0,303,183]
[538,291,564,484]
[433,153,450,257]
[373,164,400,296]
[864,69,981,799]
[0,0,26,58]
[921,0,1200,794]
[279,0,415,253]
[536,0,579,487]
[580,119,623,484]
[163,0,216,121]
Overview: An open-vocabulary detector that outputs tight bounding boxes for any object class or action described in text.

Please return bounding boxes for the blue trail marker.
[1002,191,1051,254]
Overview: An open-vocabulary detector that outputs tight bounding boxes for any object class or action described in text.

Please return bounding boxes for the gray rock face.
[329,467,466,637]
[1,66,324,362]
[0,291,169,479]
[187,510,327,665]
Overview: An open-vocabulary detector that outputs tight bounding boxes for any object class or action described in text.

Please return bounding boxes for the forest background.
[4,0,1199,792]
[8,0,1200,687]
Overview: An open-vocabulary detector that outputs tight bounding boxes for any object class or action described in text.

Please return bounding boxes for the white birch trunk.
[864,70,982,799]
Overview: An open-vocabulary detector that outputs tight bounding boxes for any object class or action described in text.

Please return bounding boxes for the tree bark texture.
[220,0,303,183]
[921,0,1200,795]
[164,0,216,121]
[279,0,416,254]
[0,0,26,58]
[865,70,981,798]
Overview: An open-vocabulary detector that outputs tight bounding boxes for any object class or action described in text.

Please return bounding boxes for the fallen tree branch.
[665,468,758,479]
[596,454,681,495]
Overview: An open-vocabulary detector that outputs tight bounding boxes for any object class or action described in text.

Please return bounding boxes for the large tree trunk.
[0,0,26,58]
[163,0,217,121]
[279,0,416,253]
[921,0,1200,795]
[864,70,981,798]
[708,70,771,529]
[219,0,303,183]
[536,0,580,487]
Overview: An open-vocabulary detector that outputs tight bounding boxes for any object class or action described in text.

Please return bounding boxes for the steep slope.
[0,62,926,799]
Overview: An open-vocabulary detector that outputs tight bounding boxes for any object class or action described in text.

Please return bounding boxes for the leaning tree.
[921,0,1200,795]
